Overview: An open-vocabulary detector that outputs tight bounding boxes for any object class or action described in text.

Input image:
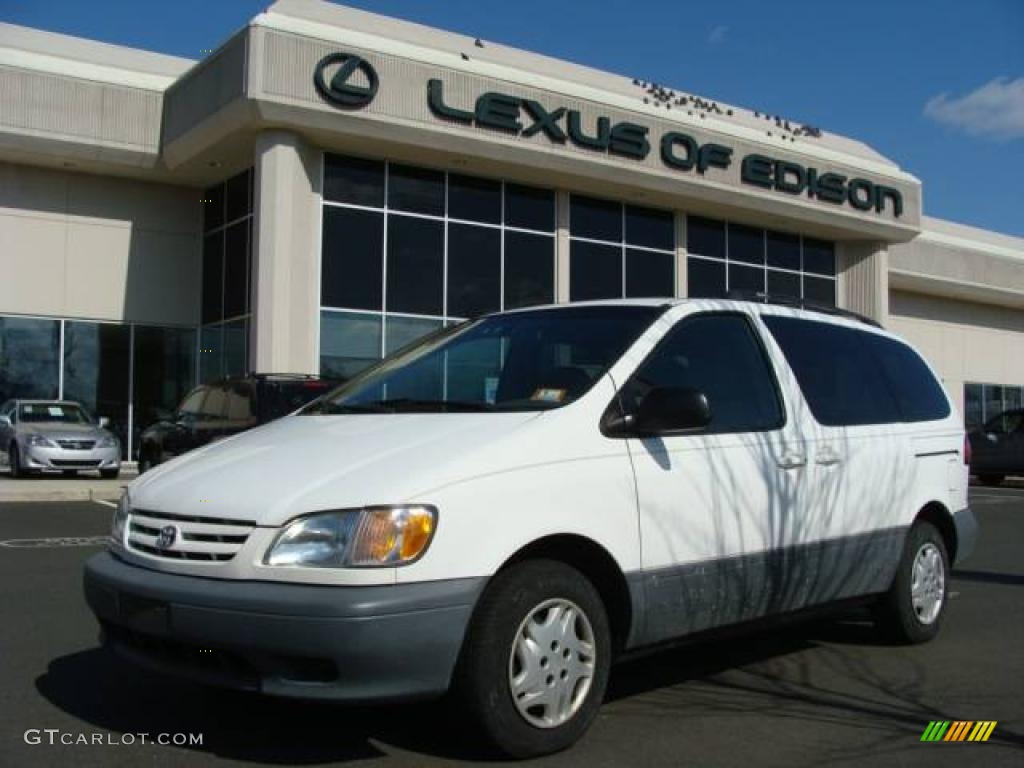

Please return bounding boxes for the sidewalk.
[0,467,137,503]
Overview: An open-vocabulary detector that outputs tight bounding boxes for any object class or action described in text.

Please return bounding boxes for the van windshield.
[304,306,663,414]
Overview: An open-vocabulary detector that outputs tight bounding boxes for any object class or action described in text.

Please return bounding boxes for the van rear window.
[762,316,949,426]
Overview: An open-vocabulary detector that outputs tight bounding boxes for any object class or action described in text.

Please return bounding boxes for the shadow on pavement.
[37,615,1024,764]
[952,569,1024,587]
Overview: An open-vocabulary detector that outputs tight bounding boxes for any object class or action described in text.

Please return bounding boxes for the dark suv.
[137,374,336,472]
[969,409,1024,486]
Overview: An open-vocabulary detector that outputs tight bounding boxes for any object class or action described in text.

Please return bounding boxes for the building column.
[250,130,321,375]
[838,241,889,325]
[555,190,570,303]
[674,213,688,297]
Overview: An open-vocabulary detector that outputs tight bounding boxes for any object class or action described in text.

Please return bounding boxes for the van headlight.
[111,491,130,546]
[265,505,437,568]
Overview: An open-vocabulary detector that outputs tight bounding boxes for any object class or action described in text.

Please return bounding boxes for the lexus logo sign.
[314,52,379,108]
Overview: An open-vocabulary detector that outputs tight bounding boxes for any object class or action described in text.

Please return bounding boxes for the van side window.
[762,316,911,426]
[862,334,951,422]
[620,313,783,433]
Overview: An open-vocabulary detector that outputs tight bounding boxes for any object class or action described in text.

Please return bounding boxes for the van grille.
[127,508,256,562]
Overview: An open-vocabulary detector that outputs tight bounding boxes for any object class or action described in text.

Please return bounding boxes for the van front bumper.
[83,551,485,702]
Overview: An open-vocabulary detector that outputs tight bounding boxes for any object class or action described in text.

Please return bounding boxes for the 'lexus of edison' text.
[84,299,976,758]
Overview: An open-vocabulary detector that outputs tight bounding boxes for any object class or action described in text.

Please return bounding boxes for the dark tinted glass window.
[321,207,384,311]
[687,257,726,298]
[766,230,800,271]
[804,276,836,307]
[324,154,385,207]
[729,263,764,294]
[448,174,501,224]
[625,205,674,250]
[505,231,554,309]
[386,215,443,315]
[320,310,382,380]
[225,170,250,223]
[63,321,131,457]
[571,196,622,242]
[388,164,444,215]
[866,334,950,422]
[763,316,901,426]
[505,184,555,232]
[201,231,223,324]
[570,240,621,301]
[687,216,725,258]
[621,314,783,433]
[767,269,801,300]
[223,221,248,319]
[447,223,500,318]
[803,238,836,276]
[729,224,764,265]
[964,382,983,428]
[626,248,674,298]
[203,183,224,232]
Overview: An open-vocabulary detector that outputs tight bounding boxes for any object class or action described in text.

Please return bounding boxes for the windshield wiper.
[373,398,495,413]
[309,401,393,414]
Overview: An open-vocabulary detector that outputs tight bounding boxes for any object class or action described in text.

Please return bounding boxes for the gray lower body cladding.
[626,527,908,648]
[84,552,486,702]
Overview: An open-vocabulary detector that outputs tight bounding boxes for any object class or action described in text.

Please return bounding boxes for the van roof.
[502,297,880,329]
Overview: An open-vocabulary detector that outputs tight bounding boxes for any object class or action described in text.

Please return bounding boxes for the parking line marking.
[93,499,117,508]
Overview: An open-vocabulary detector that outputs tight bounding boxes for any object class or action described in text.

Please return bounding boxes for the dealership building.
[1,0,1022,459]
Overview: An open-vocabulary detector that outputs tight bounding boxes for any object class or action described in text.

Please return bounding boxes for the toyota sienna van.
[84,299,976,758]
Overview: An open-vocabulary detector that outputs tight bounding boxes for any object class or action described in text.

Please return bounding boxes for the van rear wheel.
[875,521,949,644]
[455,559,611,758]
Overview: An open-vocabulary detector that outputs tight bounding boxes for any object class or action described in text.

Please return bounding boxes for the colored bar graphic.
[921,720,996,742]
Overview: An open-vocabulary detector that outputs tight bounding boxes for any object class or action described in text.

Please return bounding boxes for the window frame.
[320,153,558,376]
[613,310,788,436]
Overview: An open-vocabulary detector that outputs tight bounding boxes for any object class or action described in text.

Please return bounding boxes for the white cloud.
[707,25,728,46]
[924,76,1024,141]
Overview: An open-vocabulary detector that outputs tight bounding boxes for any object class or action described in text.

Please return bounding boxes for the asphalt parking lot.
[0,488,1022,767]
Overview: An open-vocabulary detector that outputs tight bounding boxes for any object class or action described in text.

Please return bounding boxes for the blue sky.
[3,0,1022,236]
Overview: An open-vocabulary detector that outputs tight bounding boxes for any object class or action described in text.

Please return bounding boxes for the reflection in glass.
[133,325,196,458]
[386,315,444,356]
[223,319,248,378]
[199,325,224,384]
[63,321,131,457]
[0,317,59,403]
[320,311,383,380]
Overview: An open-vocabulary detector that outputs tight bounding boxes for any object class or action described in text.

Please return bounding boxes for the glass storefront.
[569,195,675,301]
[0,314,196,460]
[320,153,557,380]
[687,216,837,306]
[0,317,60,403]
[965,382,1024,430]
[201,169,253,381]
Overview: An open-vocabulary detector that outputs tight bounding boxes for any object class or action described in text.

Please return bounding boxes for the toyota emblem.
[156,525,178,550]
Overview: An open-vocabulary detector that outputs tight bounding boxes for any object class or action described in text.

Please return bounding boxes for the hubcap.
[508,598,596,729]
[911,542,945,625]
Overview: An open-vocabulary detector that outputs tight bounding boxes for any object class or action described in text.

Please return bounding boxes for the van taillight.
[964,434,972,465]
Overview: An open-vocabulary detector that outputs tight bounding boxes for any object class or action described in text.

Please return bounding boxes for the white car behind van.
[85,299,976,758]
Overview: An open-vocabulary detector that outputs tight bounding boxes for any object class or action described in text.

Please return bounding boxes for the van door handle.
[816,448,842,466]
[777,453,806,470]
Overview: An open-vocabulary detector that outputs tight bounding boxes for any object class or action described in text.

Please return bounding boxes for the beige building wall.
[887,290,1024,416]
[0,162,202,326]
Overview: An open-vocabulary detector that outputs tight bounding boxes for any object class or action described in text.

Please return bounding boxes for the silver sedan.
[0,400,121,478]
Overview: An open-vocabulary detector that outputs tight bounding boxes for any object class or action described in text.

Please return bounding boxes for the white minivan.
[85,299,976,757]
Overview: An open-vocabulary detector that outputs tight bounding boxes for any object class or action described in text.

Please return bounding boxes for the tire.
[8,444,22,478]
[875,521,949,644]
[978,473,1005,486]
[100,468,120,479]
[454,559,611,759]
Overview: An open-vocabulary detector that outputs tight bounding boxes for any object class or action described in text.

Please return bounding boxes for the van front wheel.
[455,559,611,758]
[875,521,949,644]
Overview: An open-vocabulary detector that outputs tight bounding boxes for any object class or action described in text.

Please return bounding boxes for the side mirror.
[604,386,712,437]
[98,416,110,429]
